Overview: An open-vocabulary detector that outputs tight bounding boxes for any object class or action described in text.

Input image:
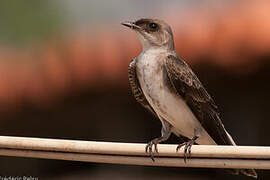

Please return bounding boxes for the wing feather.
[164,55,233,145]
[128,58,157,116]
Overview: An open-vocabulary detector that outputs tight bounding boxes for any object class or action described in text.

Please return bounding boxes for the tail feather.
[226,169,257,179]
[225,130,257,179]
[240,169,258,179]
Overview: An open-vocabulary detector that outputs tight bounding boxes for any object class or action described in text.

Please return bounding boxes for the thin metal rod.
[0,149,270,169]
[0,136,269,169]
[0,136,269,158]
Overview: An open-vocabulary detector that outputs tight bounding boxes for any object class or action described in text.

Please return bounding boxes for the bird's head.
[122,18,175,51]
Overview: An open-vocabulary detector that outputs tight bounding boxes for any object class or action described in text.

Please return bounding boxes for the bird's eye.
[149,23,158,31]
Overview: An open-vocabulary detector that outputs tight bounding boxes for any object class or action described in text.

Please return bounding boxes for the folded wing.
[164,55,233,145]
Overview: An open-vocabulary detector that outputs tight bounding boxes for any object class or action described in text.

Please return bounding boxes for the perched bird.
[122,18,257,178]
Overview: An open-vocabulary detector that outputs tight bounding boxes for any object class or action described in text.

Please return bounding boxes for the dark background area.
[0,1,270,179]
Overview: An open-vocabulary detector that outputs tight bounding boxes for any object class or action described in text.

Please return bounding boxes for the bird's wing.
[164,55,233,145]
[128,58,157,117]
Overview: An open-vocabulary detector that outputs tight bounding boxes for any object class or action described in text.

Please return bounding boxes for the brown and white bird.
[122,18,257,178]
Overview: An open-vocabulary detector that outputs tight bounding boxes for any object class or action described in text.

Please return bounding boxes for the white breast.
[136,49,216,145]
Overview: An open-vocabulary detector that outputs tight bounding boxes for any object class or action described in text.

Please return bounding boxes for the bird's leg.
[146,120,172,161]
[176,129,200,163]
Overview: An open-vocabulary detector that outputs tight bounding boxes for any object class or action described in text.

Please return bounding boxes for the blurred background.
[0,0,270,179]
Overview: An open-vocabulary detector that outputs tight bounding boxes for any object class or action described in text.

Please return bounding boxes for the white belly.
[136,50,216,145]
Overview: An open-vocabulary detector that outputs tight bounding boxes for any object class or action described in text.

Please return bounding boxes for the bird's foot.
[176,136,198,163]
[145,138,160,161]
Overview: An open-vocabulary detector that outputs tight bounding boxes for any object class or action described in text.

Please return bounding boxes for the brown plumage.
[123,18,257,178]
[128,58,157,117]
[164,55,233,146]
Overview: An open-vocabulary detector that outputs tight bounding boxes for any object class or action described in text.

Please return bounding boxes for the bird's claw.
[145,139,159,161]
[176,137,197,163]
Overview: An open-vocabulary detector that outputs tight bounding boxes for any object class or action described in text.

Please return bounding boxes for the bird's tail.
[226,169,257,179]
[225,130,258,179]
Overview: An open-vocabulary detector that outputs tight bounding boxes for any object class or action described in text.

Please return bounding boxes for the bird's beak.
[121,21,141,30]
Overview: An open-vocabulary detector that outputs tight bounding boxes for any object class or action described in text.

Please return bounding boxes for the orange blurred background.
[0,1,270,179]
[1,1,270,112]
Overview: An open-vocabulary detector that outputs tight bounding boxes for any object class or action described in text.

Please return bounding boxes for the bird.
[122,18,257,178]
